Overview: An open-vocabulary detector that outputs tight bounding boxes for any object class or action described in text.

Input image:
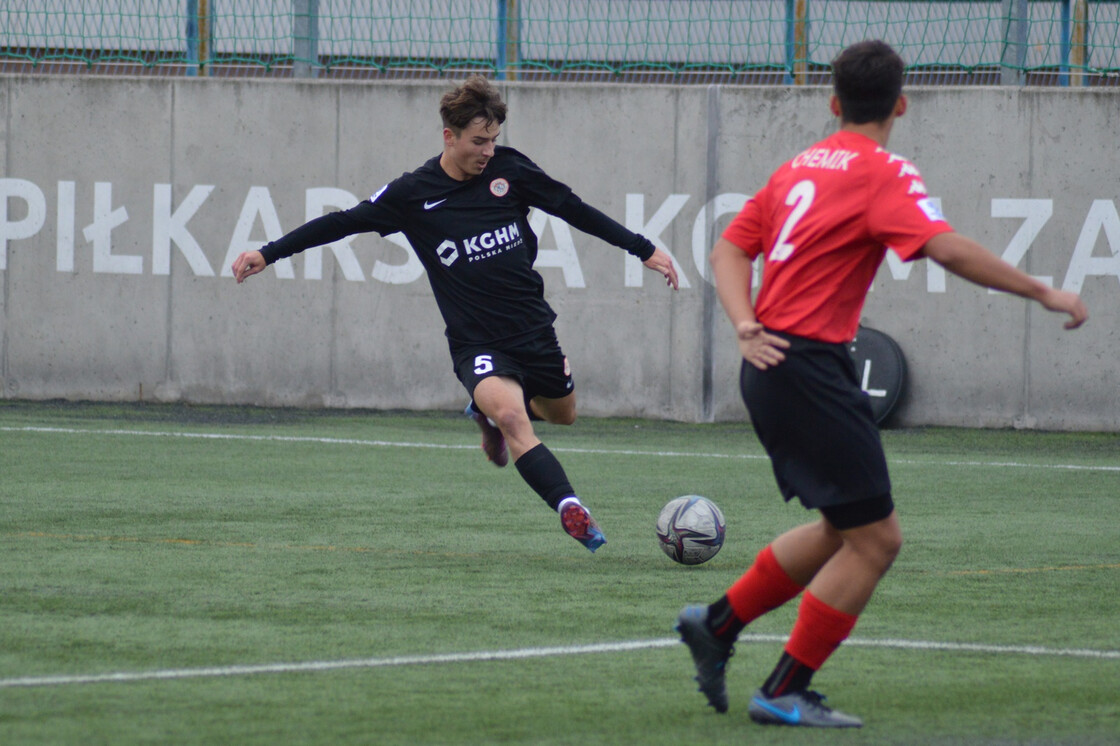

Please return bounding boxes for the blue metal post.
[186,0,199,76]
[496,0,519,80]
[1060,0,1071,86]
[185,0,209,76]
[784,0,808,85]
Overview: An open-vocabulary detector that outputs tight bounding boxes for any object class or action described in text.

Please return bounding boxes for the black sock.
[761,651,815,698]
[514,443,575,510]
[707,596,746,642]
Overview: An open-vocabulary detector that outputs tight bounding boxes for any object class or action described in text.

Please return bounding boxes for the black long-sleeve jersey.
[260,146,656,347]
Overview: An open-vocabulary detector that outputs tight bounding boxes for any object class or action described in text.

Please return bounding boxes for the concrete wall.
[0,76,1116,429]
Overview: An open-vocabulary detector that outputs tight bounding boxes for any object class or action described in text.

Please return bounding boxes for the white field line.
[1,634,1116,690]
[4,425,1119,472]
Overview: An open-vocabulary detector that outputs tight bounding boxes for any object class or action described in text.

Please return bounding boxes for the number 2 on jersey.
[768,180,815,262]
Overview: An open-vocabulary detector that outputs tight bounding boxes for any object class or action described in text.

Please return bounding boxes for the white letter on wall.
[222,186,294,279]
[990,198,1053,292]
[624,193,690,288]
[84,182,139,274]
[57,181,75,272]
[691,193,747,284]
[371,232,423,285]
[0,178,47,271]
[1063,200,1120,293]
[153,184,216,276]
[529,209,586,288]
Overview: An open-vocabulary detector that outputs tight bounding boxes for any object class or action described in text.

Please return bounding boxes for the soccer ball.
[656,495,726,565]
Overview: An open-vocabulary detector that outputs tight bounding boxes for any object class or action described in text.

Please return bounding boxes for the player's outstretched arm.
[921,232,1088,329]
[231,203,385,285]
[232,250,266,284]
[549,193,678,289]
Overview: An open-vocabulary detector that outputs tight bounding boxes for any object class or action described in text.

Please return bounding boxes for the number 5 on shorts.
[474,354,494,375]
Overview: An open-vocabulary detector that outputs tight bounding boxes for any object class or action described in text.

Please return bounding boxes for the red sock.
[725,545,805,625]
[785,591,858,670]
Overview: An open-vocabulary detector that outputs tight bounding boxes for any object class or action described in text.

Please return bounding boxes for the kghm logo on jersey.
[490,178,510,197]
[436,221,524,267]
[436,240,460,267]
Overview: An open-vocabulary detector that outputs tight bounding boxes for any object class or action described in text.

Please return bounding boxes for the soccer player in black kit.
[232,75,679,552]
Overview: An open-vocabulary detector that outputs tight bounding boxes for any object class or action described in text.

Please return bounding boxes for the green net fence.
[1,1,1118,85]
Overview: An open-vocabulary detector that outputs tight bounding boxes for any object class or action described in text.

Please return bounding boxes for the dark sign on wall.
[848,326,907,426]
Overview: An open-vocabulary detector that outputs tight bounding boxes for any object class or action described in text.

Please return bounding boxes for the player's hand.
[232,251,265,284]
[643,248,679,290]
[737,320,790,370]
[1039,288,1088,330]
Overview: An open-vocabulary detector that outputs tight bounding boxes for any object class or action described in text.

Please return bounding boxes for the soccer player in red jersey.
[676,40,1087,728]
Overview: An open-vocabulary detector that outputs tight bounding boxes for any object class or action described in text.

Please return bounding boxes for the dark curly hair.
[439,75,508,133]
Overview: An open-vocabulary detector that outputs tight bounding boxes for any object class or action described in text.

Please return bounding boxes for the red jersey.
[722,130,953,343]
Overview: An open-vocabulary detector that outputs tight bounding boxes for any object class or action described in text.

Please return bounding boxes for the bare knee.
[491,405,532,436]
[876,531,903,570]
[871,526,903,573]
[879,513,903,557]
[846,515,903,574]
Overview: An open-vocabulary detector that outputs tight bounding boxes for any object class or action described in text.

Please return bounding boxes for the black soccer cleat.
[675,604,734,713]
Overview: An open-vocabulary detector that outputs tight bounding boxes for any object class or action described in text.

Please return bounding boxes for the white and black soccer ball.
[656,495,726,565]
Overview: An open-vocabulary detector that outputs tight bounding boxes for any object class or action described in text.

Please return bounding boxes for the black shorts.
[740,331,892,517]
[451,326,574,400]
